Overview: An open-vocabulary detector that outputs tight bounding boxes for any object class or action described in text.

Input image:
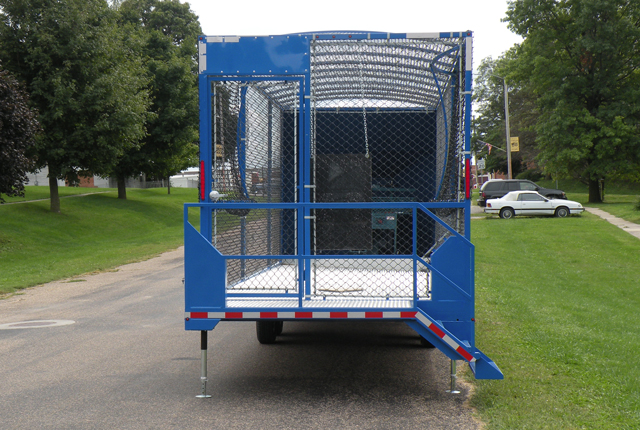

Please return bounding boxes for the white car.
[484,190,585,219]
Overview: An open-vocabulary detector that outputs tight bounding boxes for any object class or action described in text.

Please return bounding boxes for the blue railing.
[184,201,472,307]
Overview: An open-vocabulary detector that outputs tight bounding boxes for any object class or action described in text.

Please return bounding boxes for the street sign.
[510,137,520,152]
[477,159,486,170]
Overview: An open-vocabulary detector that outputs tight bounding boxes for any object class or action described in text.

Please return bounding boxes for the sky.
[186,0,522,70]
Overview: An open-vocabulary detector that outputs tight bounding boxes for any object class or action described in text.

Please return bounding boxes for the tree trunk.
[167,175,171,195]
[117,176,127,200]
[588,177,603,203]
[49,174,60,213]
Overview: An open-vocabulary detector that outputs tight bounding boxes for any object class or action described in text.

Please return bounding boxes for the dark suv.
[477,179,566,207]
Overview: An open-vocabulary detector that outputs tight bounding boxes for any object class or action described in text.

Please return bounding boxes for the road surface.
[0,248,481,429]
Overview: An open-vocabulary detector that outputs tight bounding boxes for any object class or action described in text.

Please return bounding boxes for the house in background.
[26,165,198,190]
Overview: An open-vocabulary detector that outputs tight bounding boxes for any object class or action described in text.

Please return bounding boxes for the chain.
[358,42,370,158]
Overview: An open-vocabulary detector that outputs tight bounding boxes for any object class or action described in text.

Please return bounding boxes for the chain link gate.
[210,79,300,293]
[307,37,466,302]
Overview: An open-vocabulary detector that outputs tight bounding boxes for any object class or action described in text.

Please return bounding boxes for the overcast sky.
[186,0,522,70]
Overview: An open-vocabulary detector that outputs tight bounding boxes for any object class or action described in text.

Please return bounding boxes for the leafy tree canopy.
[505,0,640,202]
[0,65,40,202]
[0,0,151,211]
[473,52,539,178]
[110,0,200,199]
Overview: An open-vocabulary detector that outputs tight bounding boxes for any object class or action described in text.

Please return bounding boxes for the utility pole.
[502,78,512,179]
[489,74,512,179]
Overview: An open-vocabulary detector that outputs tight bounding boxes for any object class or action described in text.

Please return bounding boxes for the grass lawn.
[469,213,640,429]
[0,186,199,295]
[2,185,111,203]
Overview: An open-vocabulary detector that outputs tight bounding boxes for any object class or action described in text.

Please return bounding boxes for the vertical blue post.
[240,216,247,279]
[464,33,473,242]
[237,87,249,198]
[412,206,418,303]
[464,32,475,347]
[199,74,212,240]
[301,78,312,300]
[267,101,273,266]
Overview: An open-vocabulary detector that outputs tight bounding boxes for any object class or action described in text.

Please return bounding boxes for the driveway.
[0,248,482,430]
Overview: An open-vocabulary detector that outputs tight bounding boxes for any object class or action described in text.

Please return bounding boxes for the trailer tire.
[256,321,278,344]
[274,321,284,336]
[420,336,436,348]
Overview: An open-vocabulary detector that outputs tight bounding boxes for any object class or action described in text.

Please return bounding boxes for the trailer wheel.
[256,321,278,344]
[274,321,284,336]
[420,336,436,348]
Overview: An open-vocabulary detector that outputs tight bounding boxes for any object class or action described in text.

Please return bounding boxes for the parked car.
[477,179,566,207]
[484,191,584,219]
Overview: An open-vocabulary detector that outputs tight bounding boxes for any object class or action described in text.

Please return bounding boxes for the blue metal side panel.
[418,236,473,343]
[203,35,311,75]
[469,350,504,379]
[311,32,406,40]
[184,222,226,312]
[186,318,220,331]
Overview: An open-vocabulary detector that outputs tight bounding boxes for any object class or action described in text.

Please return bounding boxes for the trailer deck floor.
[226,262,430,309]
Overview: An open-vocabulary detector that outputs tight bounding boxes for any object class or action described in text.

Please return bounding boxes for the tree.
[111,0,201,199]
[473,53,538,178]
[505,0,640,202]
[0,0,151,212]
[0,65,40,203]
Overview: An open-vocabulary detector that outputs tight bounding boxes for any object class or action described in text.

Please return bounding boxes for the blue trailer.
[185,31,503,396]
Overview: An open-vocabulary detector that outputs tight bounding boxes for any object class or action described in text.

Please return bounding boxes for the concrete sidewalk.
[584,207,640,240]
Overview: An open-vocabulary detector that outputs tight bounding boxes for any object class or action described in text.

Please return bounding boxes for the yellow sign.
[510,137,520,152]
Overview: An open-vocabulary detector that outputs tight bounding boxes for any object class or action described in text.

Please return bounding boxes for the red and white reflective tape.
[415,312,475,362]
[185,309,475,363]
[186,310,417,320]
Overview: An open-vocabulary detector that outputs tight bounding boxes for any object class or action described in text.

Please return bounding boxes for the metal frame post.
[196,330,211,398]
[240,216,247,279]
[199,75,213,240]
[446,359,461,394]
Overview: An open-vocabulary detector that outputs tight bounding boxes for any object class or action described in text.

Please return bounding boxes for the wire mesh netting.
[209,36,467,300]
[211,80,298,289]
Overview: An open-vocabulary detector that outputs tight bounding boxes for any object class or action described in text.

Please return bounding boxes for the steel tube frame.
[187,32,503,384]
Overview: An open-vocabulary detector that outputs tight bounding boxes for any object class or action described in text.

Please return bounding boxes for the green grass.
[469,214,640,429]
[549,180,640,224]
[0,186,199,294]
[2,185,111,203]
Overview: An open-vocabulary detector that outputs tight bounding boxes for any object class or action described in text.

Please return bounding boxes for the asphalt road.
[0,249,481,430]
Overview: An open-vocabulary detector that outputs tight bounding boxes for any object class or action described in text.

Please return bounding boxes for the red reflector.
[400,311,417,318]
[260,312,278,319]
[365,312,383,318]
[330,312,348,318]
[465,158,471,199]
[429,323,446,339]
[225,312,243,319]
[295,312,313,318]
[199,160,205,201]
[191,312,208,319]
